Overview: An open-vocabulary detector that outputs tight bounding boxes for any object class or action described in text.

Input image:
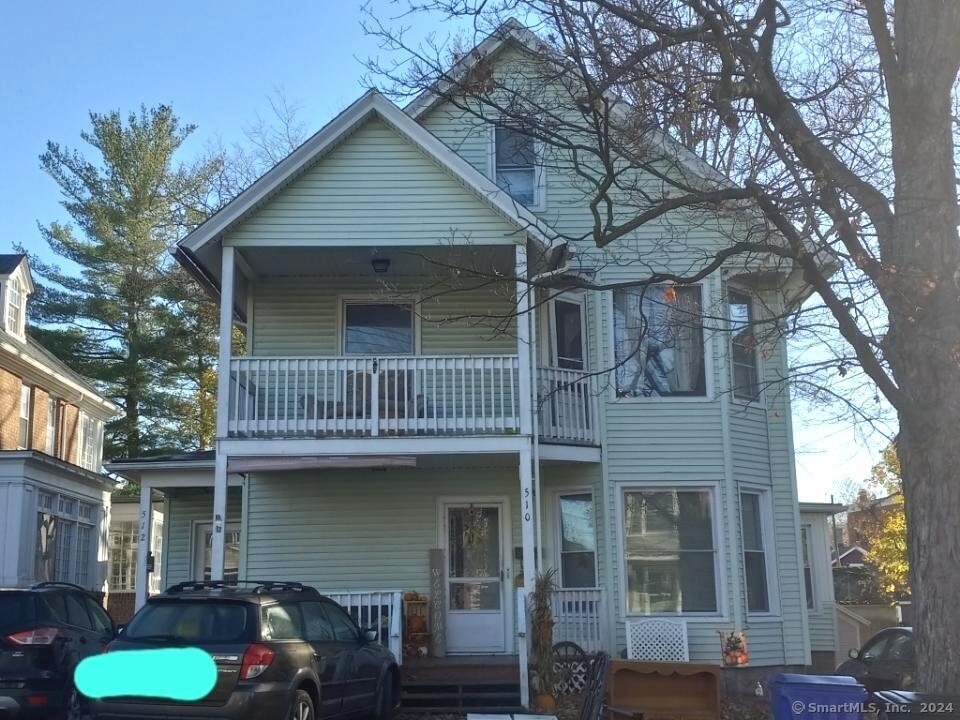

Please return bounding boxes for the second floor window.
[6,277,23,336]
[614,285,706,398]
[46,397,58,456]
[495,125,538,206]
[343,302,414,355]
[79,414,102,471]
[18,384,31,448]
[729,290,760,399]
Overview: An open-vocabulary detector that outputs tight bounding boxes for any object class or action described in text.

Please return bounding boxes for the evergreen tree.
[29,105,221,459]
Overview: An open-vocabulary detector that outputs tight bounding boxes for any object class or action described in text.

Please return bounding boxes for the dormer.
[0,254,34,342]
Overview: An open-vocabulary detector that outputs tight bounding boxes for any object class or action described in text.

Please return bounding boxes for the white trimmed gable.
[0,256,34,341]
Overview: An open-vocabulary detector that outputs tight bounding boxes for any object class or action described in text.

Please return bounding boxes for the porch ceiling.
[238,244,515,279]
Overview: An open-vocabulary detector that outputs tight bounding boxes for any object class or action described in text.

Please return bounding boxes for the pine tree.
[29,105,221,459]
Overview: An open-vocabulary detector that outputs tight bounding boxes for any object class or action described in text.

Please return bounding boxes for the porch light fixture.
[371,258,391,273]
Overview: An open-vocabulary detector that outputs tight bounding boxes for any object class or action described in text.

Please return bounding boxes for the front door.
[443,501,507,653]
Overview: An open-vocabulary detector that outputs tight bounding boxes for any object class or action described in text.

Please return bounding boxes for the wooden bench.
[606,660,721,720]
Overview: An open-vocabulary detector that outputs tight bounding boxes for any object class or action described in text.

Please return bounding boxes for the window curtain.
[615,286,705,397]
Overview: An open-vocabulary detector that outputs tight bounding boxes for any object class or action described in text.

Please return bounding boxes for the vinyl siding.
[161,488,242,590]
[801,513,839,653]
[251,277,516,357]
[225,116,525,248]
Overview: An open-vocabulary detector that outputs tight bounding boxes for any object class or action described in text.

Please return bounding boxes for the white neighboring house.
[105,493,164,621]
[0,254,118,595]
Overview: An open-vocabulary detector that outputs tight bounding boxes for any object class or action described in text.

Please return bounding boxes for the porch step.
[401,681,523,712]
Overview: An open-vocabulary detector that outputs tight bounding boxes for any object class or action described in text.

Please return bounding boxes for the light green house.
[108,20,831,703]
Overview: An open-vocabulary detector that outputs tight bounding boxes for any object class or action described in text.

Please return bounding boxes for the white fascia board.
[0,342,118,417]
[177,89,564,259]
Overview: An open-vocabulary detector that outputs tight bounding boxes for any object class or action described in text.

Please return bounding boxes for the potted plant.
[529,568,558,712]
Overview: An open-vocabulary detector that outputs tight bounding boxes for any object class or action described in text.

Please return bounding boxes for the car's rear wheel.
[65,686,85,720]
[291,689,314,720]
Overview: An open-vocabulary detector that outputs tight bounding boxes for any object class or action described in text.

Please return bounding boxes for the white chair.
[625,618,689,662]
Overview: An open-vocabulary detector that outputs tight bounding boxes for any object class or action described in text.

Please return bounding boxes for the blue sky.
[0,2,887,498]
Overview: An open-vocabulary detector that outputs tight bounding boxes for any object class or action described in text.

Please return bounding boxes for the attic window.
[495,125,539,206]
[7,277,23,336]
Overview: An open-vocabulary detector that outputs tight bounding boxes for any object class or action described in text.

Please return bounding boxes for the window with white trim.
[18,384,31,448]
[45,397,58,456]
[801,525,815,609]
[109,515,163,594]
[623,488,718,614]
[558,492,597,588]
[741,491,771,613]
[494,125,541,207]
[614,285,706,398]
[35,490,97,587]
[729,290,760,400]
[342,301,415,355]
[79,413,103,471]
[6,276,24,336]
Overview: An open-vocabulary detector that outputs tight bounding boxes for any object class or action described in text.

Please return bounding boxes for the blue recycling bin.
[770,674,868,720]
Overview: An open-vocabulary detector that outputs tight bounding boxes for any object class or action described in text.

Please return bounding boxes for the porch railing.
[537,367,599,446]
[322,590,403,664]
[227,355,520,438]
[551,587,606,654]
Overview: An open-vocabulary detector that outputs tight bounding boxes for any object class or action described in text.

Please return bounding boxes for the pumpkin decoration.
[720,630,750,667]
[407,614,428,634]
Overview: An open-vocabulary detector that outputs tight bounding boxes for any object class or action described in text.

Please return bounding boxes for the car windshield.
[124,601,254,644]
[0,592,34,633]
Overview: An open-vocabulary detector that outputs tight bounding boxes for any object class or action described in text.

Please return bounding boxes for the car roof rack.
[31,581,88,592]
[165,579,314,595]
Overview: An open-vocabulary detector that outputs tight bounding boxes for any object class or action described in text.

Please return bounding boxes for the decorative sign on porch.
[429,548,446,658]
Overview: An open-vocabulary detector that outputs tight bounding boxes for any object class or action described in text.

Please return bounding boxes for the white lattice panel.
[626,619,689,662]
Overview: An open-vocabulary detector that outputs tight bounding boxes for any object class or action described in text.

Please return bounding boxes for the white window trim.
[606,280,716,403]
[550,487,599,589]
[5,275,25,338]
[78,412,103,471]
[336,295,422,356]
[45,397,58,456]
[18,384,31,449]
[727,285,765,405]
[800,523,818,613]
[34,489,97,588]
[539,291,588,371]
[488,123,547,212]
[739,486,781,618]
[616,481,728,621]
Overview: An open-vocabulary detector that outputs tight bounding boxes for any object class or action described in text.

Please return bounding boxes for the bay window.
[741,491,771,613]
[557,492,597,588]
[623,488,718,614]
[614,285,706,398]
[729,290,760,400]
[35,491,97,587]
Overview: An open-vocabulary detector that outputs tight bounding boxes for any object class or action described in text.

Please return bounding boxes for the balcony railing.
[551,587,607,654]
[227,355,521,437]
[537,366,599,446]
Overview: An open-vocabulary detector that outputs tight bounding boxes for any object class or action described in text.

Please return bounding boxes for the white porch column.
[515,244,533,436]
[135,481,152,610]
[519,444,537,593]
[211,245,235,582]
[210,449,228,581]
[215,246,235,440]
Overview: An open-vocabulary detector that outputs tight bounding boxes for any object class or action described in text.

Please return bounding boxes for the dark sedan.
[836,626,914,692]
[88,580,400,720]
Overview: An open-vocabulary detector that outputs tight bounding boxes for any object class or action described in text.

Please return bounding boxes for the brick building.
[0,254,118,593]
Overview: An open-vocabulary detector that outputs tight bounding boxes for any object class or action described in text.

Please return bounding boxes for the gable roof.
[177,90,565,264]
[0,254,27,276]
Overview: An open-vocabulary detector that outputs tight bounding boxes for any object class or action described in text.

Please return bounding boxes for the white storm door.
[444,502,507,653]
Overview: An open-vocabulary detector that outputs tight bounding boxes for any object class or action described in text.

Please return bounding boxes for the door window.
[553,299,584,369]
[323,603,359,642]
[64,592,93,630]
[194,522,240,582]
[84,596,112,633]
[558,493,597,587]
[301,602,336,642]
[343,302,414,355]
[447,505,501,610]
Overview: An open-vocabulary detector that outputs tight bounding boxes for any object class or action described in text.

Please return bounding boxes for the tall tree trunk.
[884,0,960,693]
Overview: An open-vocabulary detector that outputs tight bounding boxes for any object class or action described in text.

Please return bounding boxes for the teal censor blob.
[75,647,217,701]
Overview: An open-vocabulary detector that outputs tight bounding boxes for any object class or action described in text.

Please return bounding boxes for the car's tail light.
[240,644,275,680]
[7,627,60,645]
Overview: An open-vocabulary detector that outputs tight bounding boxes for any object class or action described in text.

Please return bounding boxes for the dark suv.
[89,580,400,720]
[0,581,116,719]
